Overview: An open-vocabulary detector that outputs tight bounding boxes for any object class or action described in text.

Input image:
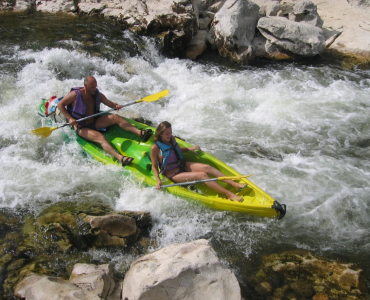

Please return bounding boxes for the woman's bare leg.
[171,170,243,202]
[185,162,245,190]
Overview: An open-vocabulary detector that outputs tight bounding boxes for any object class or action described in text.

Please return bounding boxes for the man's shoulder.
[71,87,83,91]
[61,89,78,103]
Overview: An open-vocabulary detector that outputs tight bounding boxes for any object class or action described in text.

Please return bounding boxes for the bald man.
[57,76,152,166]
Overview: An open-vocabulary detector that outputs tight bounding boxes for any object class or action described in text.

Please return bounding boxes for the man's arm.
[100,93,122,110]
[57,91,77,126]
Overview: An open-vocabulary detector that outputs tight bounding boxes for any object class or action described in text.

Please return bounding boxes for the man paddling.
[57,76,152,166]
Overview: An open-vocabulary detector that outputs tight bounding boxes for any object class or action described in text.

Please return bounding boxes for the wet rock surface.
[246,249,369,300]
[0,0,369,67]
[0,203,153,299]
[0,205,369,299]
[122,239,242,300]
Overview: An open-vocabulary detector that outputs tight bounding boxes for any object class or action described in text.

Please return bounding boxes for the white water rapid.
[0,14,369,287]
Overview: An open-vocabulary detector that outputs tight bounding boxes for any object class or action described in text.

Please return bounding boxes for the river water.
[1,12,369,291]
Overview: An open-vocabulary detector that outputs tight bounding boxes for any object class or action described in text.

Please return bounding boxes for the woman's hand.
[155,180,162,189]
[151,144,162,189]
[115,104,123,111]
[188,146,201,153]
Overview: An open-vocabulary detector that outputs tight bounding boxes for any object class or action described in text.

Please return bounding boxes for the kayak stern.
[272,201,286,220]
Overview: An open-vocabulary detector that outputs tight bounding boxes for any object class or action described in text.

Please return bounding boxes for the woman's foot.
[236,184,248,193]
[229,195,244,202]
[121,156,134,167]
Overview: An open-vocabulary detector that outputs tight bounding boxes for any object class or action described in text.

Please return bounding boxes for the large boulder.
[69,264,116,299]
[257,16,325,56]
[14,263,117,300]
[14,274,86,300]
[289,0,323,28]
[251,0,280,17]
[121,239,241,300]
[3,0,370,66]
[25,0,199,58]
[211,0,259,64]
[252,35,294,61]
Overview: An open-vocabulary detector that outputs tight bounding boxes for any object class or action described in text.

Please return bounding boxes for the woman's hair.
[154,121,171,142]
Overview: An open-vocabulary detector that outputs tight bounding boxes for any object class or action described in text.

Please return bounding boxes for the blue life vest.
[156,136,185,174]
[67,87,102,125]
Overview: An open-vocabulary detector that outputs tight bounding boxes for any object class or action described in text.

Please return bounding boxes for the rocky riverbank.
[1,202,369,300]
[1,1,370,299]
[0,0,369,68]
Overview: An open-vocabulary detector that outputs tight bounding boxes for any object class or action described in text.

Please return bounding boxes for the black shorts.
[76,121,97,136]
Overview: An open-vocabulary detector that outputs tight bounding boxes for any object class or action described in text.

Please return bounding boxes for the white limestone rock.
[257,16,325,56]
[212,0,259,64]
[121,239,242,300]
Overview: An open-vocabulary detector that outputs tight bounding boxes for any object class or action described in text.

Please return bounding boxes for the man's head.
[84,76,97,96]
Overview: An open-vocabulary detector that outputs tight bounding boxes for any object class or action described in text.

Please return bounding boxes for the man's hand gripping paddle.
[31,89,169,138]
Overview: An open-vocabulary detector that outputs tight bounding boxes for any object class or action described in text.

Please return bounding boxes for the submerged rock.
[84,214,138,247]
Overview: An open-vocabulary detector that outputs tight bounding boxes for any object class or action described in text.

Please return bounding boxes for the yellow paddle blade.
[137,89,169,103]
[218,175,254,180]
[31,126,58,138]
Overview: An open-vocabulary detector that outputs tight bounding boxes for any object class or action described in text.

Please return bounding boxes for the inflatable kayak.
[35,95,286,219]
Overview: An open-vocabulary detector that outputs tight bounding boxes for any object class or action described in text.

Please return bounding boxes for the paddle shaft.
[31,89,169,137]
[160,175,252,189]
[55,97,155,129]
[60,98,148,128]
[161,178,219,188]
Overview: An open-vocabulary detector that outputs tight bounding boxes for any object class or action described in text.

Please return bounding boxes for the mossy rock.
[247,249,369,300]
[0,201,155,299]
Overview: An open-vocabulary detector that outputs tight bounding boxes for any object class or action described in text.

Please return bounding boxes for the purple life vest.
[156,136,185,174]
[67,87,102,125]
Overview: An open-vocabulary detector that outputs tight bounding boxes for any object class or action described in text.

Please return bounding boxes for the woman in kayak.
[150,121,246,202]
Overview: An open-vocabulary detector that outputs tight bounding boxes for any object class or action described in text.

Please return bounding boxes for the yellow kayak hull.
[76,117,286,219]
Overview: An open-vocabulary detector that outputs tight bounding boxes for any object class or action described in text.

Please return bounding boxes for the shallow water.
[0,11,369,291]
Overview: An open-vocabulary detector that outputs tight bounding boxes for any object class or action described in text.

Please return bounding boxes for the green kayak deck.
[38,98,286,219]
